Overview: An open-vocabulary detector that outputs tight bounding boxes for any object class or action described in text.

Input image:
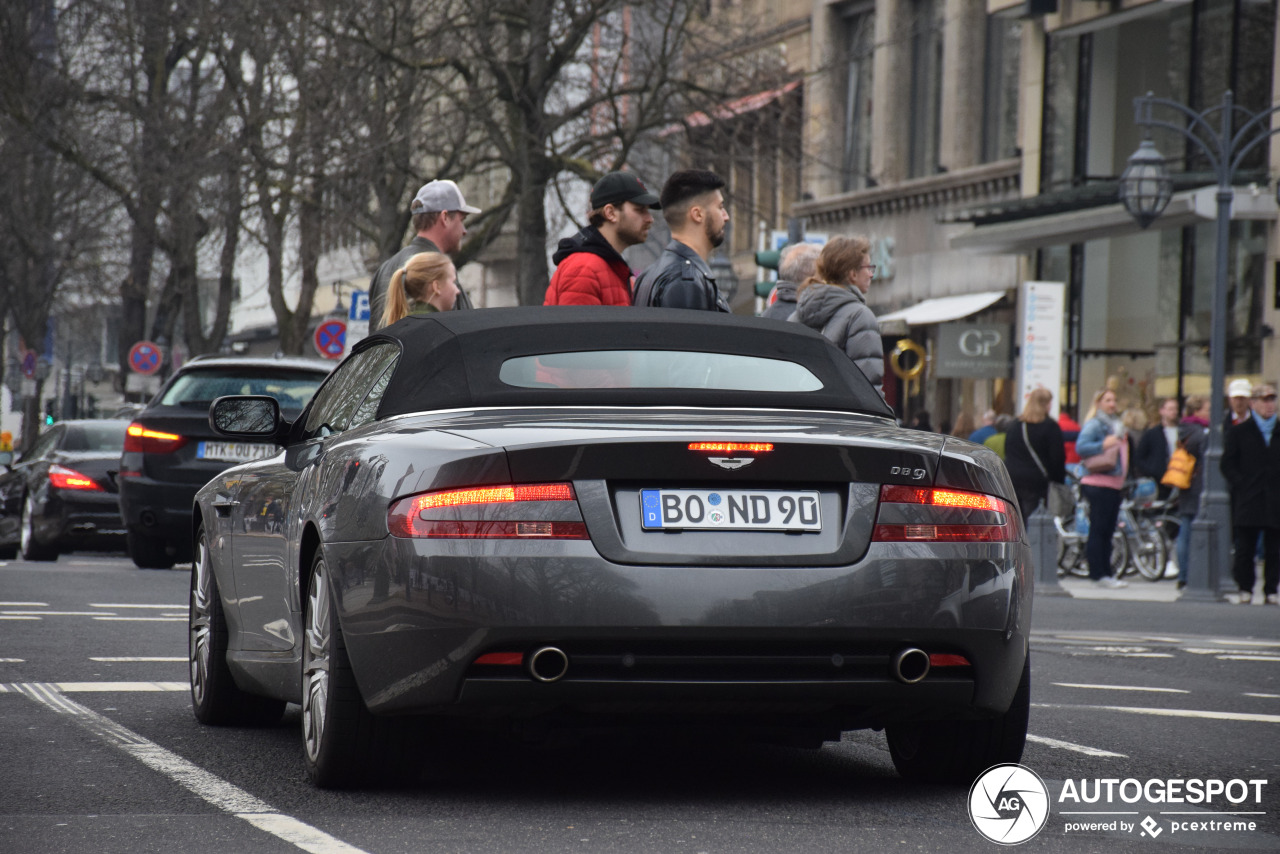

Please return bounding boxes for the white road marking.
[1052,682,1189,694]
[0,658,24,663]
[1245,693,1280,699]
[1216,655,1280,662]
[1210,639,1280,647]
[10,683,369,854]
[1035,703,1280,724]
[0,616,40,621]
[1185,647,1280,656]
[91,657,186,663]
[2,610,112,616]
[0,601,47,607]
[93,617,186,622]
[1063,651,1174,658]
[52,682,187,692]
[1025,734,1126,758]
[91,603,186,609]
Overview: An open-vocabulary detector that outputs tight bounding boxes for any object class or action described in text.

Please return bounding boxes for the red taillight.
[688,442,774,453]
[124,422,187,454]
[872,485,1019,542]
[388,483,586,539]
[48,464,103,492]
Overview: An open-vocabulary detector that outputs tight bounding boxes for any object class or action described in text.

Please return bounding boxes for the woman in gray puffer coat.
[789,235,883,392]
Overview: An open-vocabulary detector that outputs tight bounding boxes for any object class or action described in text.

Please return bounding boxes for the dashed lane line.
[8,682,369,854]
[1245,693,1280,699]
[94,616,186,622]
[91,603,186,609]
[0,682,186,692]
[0,601,48,607]
[1215,655,1280,662]
[1035,703,1280,724]
[1025,734,1126,758]
[1051,683,1189,694]
[91,657,187,663]
[1,611,113,616]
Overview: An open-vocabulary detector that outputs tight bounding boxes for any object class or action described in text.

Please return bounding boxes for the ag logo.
[968,763,1050,845]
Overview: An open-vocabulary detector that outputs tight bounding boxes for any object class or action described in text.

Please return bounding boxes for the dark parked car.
[190,308,1031,788]
[0,419,131,561]
[119,355,331,569]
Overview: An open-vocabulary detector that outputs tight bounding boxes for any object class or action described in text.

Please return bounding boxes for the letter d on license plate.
[640,489,821,532]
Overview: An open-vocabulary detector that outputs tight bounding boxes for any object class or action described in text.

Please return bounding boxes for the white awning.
[877,291,1007,327]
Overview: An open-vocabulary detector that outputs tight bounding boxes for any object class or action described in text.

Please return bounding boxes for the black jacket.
[1004,418,1067,492]
[632,239,730,312]
[1221,415,1280,528]
[1134,423,1174,480]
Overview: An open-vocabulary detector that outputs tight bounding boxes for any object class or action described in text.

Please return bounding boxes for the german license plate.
[640,489,821,531]
[197,441,277,463]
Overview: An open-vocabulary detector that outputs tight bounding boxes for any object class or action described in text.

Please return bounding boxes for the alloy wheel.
[189,535,213,708]
[302,561,331,763]
[20,496,34,555]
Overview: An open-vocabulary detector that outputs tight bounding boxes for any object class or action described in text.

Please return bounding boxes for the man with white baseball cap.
[1228,378,1254,428]
[370,179,483,330]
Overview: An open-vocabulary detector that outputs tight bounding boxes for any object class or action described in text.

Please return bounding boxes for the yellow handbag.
[1161,445,1194,490]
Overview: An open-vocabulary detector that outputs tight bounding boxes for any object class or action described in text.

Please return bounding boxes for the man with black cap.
[544,172,660,306]
[369,179,481,331]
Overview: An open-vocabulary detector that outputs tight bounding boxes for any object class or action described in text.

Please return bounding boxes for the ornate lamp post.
[1119,90,1280,602]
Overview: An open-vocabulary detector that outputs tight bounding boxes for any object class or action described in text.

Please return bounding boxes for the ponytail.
[383,268,409,327]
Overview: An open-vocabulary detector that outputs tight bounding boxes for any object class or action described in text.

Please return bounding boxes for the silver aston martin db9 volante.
[190,307,1031,788]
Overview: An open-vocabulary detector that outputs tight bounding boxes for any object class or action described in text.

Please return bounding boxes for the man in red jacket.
[544,171,660,306]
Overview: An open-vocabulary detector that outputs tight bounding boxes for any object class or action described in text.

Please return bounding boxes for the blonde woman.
[789,235,883,392]
[380,252,459,327]
[1075,388,1128,588]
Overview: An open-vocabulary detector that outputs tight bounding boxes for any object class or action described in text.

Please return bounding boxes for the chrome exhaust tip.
[528,646,569,683]
[891,647,931,684]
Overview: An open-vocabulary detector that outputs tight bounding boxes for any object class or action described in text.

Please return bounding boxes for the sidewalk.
[1054,576,1278,605]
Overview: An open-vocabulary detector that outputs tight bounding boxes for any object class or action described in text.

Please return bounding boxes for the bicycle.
[1054,473,1127,578]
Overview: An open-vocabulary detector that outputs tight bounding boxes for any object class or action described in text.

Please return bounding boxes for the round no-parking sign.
[128,341,163,375]
[314,320,347,360]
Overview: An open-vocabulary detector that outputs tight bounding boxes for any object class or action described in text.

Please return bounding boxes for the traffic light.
[754,249,783,298]
[44,400,55,425]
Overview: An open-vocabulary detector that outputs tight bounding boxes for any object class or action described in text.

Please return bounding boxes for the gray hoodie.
[791,283,884,391]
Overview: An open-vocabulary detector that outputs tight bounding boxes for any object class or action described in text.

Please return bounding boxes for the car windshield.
[62,423,127,452]
[499,350,825,392]
[159,368,327,412]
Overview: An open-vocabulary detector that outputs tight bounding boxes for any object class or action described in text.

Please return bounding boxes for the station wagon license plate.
[197,441,278,463]
[640,488,821,531]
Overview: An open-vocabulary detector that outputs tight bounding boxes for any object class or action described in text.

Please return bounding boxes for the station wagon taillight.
[48,464,103,492]
[871,485,1020,543]
[388,482,587,539]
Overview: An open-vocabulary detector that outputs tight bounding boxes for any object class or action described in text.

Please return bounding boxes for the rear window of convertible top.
[498,350,825,392]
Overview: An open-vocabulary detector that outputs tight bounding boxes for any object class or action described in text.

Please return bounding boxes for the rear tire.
[189,527,286,726]
[128,527,175,570]
[20,495,58,562]
[886,656,1030,785]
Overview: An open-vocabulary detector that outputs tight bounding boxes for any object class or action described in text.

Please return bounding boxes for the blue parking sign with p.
[350,290,370,322]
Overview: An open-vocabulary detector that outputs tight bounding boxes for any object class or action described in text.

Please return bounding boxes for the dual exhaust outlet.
[522,645,931,685]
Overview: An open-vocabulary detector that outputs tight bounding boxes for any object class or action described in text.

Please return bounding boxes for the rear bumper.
[118,476,198,541]
[33,491,126,549]
[326,538,1032,722]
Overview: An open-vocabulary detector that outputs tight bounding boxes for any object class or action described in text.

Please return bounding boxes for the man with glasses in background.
[1221,382,1280,604]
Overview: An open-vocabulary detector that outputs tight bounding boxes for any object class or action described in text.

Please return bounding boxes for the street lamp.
[1120,90,1280,603]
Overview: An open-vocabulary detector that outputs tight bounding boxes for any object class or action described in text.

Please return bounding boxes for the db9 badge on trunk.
[641,488,821,531]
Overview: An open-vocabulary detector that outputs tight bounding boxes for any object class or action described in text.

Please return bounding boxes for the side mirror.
[209,395,288,443]
[0,451,12,468]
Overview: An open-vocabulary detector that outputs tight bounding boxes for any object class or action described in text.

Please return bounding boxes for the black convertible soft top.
[365,306,891,419]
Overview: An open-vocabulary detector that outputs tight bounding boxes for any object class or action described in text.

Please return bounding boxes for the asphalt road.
[1,553,1277,854]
